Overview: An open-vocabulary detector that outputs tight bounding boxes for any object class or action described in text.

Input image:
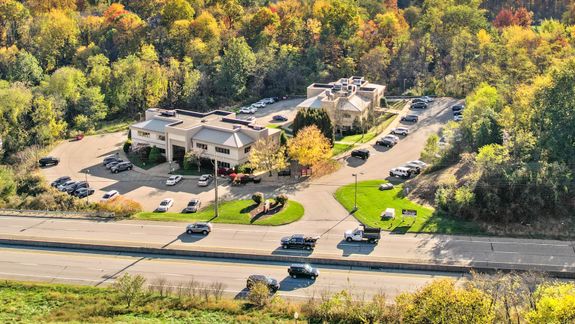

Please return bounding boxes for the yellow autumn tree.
[248,137,287,176]
[287,125,331,167]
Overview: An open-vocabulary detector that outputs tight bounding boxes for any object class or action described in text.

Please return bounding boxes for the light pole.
[85,169,90,204]
[352,173,362,212]
[214,150,219,218]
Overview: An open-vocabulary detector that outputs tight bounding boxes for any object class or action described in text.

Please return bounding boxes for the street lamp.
[351,172,363,212]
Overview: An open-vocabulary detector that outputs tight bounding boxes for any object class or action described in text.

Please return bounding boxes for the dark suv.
[65,181,89,194]
[246,275,280,292]
[111,161,133,173]
[376,138,395,147]
[351,149,370,160]
[39,157,59,167]
[410,102,428,109]
[288,264,319,280]
[51,176,71,187]
[401,115,419,122]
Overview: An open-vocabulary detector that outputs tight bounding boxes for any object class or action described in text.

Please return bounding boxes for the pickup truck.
[344,224,381,244]
[280,234,319,250]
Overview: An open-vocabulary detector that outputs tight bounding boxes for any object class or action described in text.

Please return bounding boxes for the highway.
[0,245,462,300]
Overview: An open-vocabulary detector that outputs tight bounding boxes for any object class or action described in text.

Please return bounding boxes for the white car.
[454,115,463,122]
[100,190,119,202]
[261,98,275,104]
[409,160,428,168]
[382,134,400,144]
[391,127,410,136]
[252,102,266,108]
[389,167,413,178]
[166,175,183,186]
[422,96,434,102]
[156,198,174,212]
[197,174,213,187]
[239,107,253,114]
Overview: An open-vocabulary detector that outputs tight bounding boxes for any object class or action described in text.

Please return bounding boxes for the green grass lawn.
[90,118,134,135]
[334,180,481,235]
[126,152,163,170]
[135,199,304,226]
[332,143,355,156]
[334,113,397,145]
[337,132,377,144]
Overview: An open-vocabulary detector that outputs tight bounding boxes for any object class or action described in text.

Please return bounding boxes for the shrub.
[252,192,264,205]
[247,282,272,308]
[148,146,164,164]
[123,139,132,153]
[113,273,146,308]
[135,146,151,163]
[96,196,142,217]
[275,194,288,206]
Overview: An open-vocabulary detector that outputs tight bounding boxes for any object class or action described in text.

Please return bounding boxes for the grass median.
[135,199,304,226]
[334,180,481,234]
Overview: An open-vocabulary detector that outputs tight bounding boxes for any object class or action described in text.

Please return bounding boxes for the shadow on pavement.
[278,276,315,291]
[271,247,313,257]
[345,156,367,168]
[372,144,392,153]
[176,232,209,243]
[336,239,376,257]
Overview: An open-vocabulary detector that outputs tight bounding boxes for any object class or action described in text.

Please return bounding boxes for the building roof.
[131,118,178,133]
[338,95,371,112]
[193,128,255,148]
[297,95,324,109]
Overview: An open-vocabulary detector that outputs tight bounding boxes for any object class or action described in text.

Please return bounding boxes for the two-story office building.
[297,76,385,132]
[130,109,281,168]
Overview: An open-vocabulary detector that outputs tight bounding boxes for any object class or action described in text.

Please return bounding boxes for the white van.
[389,167,412,178]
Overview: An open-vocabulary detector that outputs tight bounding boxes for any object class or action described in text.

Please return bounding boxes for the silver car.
[186,222,212,235]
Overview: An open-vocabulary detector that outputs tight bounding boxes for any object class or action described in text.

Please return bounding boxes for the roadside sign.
[402,209,417,217]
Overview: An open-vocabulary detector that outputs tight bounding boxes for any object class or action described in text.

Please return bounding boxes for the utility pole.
[214,150,219,218]
[85,169,90,204]
[352,173,358,212]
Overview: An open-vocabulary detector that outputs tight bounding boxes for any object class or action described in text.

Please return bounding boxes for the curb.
[1,237,574,279]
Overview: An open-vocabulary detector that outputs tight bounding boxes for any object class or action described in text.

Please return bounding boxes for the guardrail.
[0,209,115,219]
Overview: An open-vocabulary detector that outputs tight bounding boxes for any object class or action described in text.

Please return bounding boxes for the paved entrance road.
[0,245,461,300]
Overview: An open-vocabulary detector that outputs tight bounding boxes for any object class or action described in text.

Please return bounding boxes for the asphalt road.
[0,245,461,300]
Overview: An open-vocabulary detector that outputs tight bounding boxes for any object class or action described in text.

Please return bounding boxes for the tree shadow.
[240,203,259,214]
[336,239,376,257]
[391,225,412,235]
[278,276,315,291]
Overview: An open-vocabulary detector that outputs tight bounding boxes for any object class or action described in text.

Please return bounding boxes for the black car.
[272,115,288,121]
[278,169,291,177]
[65,181,89,194]
[74,187,95,198]
[103,155,120,166]
[452,104,465,112]
[246,275,280,292]
[412,98,427,104]
[376,138,395,147]
[57,180,76,191]
[453,110,463,116]
[410,102,428,109]
[281,234,319,250]
[401,115,419,122]
[351,149,370,160]
[111,161,133,173]
[288,264,319,280]
[39,157,59,167]
[51,176,71,187]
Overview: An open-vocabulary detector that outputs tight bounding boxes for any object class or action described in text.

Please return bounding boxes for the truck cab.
[344,224,381,244]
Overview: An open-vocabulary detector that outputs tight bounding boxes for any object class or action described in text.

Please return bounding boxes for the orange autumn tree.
[287,125,331,167]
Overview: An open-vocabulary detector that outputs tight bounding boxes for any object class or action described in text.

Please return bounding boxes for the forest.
[0,0,573,225]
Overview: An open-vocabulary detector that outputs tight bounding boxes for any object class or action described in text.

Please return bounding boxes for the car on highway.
[351,149,370,160]
[401,114,419,122]
[156,198,174,212]
[389,167,413,178]
[272,115,288,122]
[246,275,280,293]
[390,127,410,136]
[39,156,59,167]
[74,187,95,198]
[166,175,183,186]
[375,138,395,147]
[111,161,132,173]
[344,224,381,243]
[183,199,201,213]
[57,180,76,191]
[101,190,119,202]
[410,102,428,109]
[288,264,319,280]
[51,176,71,188]
[186,222,212,235]
[281,234,319,250]
[197,174,213,187]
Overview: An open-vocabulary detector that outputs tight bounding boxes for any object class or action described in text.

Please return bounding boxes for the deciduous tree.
[288,125,331,167]
[248,137,287,176]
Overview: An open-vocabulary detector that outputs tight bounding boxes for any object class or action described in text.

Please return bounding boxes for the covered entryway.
[172,145,186,166]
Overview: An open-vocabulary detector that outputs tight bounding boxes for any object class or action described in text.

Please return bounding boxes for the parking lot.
[237,97,305,127]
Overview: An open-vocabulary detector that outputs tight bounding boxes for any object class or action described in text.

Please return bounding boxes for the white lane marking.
[18,263,38,266]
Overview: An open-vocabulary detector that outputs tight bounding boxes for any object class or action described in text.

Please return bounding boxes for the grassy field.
[126,152,163,170]
[331,143,355,156]
[135,199,304,226]
[334,180,481,234]
[90,118,134,135]
[331,114,397,156]
[0,281,293,323]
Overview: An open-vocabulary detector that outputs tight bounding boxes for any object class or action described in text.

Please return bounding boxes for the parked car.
[65,181,89,194]
[39,156,59,167]
[288,264,319,280]
[245,116,256,122]
[252,102,266,108]
[379,183,394,190]
[101,190,119,202]
[351,149,370,160]
[57,180,76,191]
[197,174,213,187]
[391,127,410,136]
[376,138,395,147]
[389,167,413,178]
[248,106,258,113]
[344,224,381,244]
[281,234,319,250]
[51,176,71,188]
[166,175,183,186]
[409,160,428,168]
[412,98,427,104]
[183,199,201,213]
[106,160,123,169]
[272,115,288,122]
[156,198,174,212]
[239,106,253,114]
[186,222,212,235]
[103,155,120,166]
[382,134,400,144]
[451,104,465,112]
[74,187,95,198]
[239,174,261,184]
[246,275,280,293]
[261,98,276,104]
[421,96,434,102]
[453,114,463,122]
[410,102,428,109]
[404,162,422,174]
[401,114,419,122]
[111,161,132,173]
[277,169,291,177]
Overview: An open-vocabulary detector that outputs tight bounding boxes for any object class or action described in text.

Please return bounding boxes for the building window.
[218,161,231,168]
[137,131,150,138]
[158,135,166,141]
[215,147,230,155]
[244,146,251,154]
[196,143,207,150]
[343,113,352,118]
